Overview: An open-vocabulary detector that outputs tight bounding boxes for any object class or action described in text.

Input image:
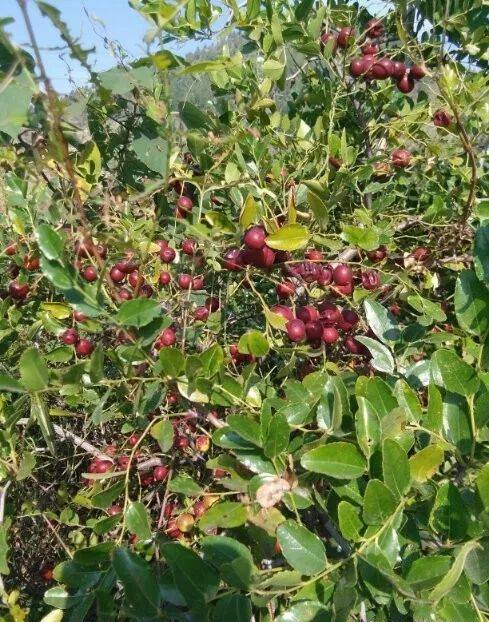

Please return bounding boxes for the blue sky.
[3,0,387,93]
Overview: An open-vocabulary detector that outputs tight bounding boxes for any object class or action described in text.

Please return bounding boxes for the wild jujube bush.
[0,0,488,620]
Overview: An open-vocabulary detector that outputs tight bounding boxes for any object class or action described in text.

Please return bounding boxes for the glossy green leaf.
[125,501,152,540]
[382,439,410,499]
[266,224,310,251]
[454,270,489,336]
[363,479,397,525]
[19,347,49,391]
[199,502,247,531]
[277,519,327,575]
[431,349,479,396]
[301,442,366,479]
[115,299,162,327]
[364,299,401,344]
[112,547,160,617]
[161,542,219,608]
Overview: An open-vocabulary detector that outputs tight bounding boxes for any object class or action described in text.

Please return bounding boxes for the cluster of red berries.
[320,17,427,94]
[60,327,94,357]
[271,300,368,354]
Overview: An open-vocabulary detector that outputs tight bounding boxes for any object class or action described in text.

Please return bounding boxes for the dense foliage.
[0,0,488,620]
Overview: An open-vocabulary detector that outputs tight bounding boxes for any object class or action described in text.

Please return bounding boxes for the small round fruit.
[95,460,113,474]
[128,434,140,447]
[24,254,40,271]
[371,57,394,79]
[337,26,355,49]
[110,267,125,283]
[286,319,306,343]
[177,195,193,212]
[128,271,143,288]
[320,31,337,51]
[140,473,154,487]
[317,266,333,286]
[276,280,295,299]
[410,63,426,79]
[60,328,79,345]
[107,505,122,516]
[118,288,133,300]
[153,465,169,481]
[178,273,192,290]
[205,296,219,312]
[366,18,384,38]
[195,435,210,452]
[412,247,430,262]
[362,41,379,55]
[159,271,171,286]
[333,264,353,286]
[75,339,93,357]
[339,309,359,332]
[82,266,97,282]
[160,247,176,263]
[176,436,189,450]
[193,500,206,518]
[243,246,275,269]
[9,281,29,301]
[181,239,196,255]
[333,282,354,296]
[244,225,267,250]
[156,328,176,348]
[319,301,340,325]
[391,148,412,168]
[344,335,363,354]
[350,57,367,78]
[176,513,194,533]
[367,246,387,262]
[223,247,243,271]
[4,243,16,256]
[322,326,339,344]
[194,306,209,322]
[192,275,204,290]
[397,73,415,93]
[361,270,381,290]
[138,284,153,298]
[391,60,407,79]
[305,320,323,342]
[389,303,401,316]
[433,109,452,127]
[296,305,320,323]
[74,310,86,322]
[270,305,295,323]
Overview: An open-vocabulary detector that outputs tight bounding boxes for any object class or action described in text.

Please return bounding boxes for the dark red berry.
[60,329,79,345]
[159,271,171,286]
[194,306,209,321]
[337,26,354,49]
[161,247,176,263]
[322,326,339,344]
[155,328,176,349]
[397,73,415,93]
[305,320,323,342]
[366,18,384,38]
[82,266,97,282]
[110,267,125,283]
[287,319,306,343]
[178,273,192,289]
[361,270,381,290]
[223,247,243,271]
[319,301,340,325]
[276,281,295,298]
[333,264,353,286]
[391,61,407,79]
[118,288,133,300]
[9,281,29,300]
[244,225,267,250]
[177,196,193,212]
[181,239,196,255]
[410,64,426,79]
[75,339,93,357]
[433,109,452,127]
[270,305,295,323]
[391,148,412,168]
[153,465,169,481]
